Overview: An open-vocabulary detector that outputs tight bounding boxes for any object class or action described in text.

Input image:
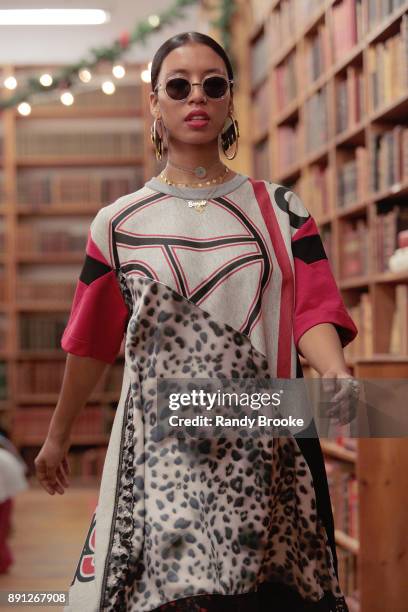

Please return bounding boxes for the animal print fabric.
[101,276,347,611]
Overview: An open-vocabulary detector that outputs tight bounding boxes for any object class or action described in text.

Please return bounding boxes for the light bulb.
[4,76,17,90]
[40,73,53,87]
[78,69,92,83]
[102,81,115,95]
[18,102,31,115]
[141,69,151,83]
[148,15,160,27]
[112,64,125,79]
[61,91,74,106]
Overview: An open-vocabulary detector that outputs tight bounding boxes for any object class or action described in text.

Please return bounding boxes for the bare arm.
[297,322,349,376]
[47,353,108,442]
[34,353,108,495]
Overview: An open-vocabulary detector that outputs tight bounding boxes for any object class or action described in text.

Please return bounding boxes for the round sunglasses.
[154,74,233,101]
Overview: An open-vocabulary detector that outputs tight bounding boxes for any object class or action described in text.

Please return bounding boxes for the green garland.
[0,0,236,110]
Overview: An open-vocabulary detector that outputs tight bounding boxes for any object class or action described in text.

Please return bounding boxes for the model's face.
[149,42,233,145]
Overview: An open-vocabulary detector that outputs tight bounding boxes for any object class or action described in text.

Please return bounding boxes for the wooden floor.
[0,479,98,612]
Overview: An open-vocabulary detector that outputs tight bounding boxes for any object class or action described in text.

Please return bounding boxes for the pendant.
[188,200,207,213]
[194,166,207,179]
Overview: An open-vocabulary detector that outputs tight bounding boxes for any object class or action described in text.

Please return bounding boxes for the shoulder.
[96,184,153,221]
[248,178,311,231]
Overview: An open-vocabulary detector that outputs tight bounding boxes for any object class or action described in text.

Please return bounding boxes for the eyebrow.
[166,68,225,77]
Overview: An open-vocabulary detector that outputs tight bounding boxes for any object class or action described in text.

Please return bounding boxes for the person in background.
[0,428,29,574]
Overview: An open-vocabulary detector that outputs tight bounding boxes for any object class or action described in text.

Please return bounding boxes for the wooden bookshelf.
[0,61,158,481]
[230,1,408,610]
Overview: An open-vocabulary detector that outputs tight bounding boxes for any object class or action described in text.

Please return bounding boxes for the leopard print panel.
[100,275,347,612]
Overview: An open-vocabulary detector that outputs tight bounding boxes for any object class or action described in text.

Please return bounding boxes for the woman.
[34,32,358,612]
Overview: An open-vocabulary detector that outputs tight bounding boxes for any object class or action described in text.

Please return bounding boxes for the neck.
[162,137,227,184]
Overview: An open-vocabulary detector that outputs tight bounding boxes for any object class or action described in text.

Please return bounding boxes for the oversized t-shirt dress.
[60,173,358,612]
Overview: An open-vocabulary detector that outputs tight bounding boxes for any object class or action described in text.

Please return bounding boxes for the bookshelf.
[230,0,408,610]
[0,62,159,481]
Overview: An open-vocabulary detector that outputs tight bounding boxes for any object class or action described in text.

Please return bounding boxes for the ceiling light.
[141,69,151,83]
[0,9,110,26]
[18,102,31,116]
[40,74,53,87]
[4,76,17,89]
[112,65,125,79]
[61,91,74,106]
[78,69,92,83]
[102,81,115,95]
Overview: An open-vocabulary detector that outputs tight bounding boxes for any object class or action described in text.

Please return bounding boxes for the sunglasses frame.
[154,74,233,101]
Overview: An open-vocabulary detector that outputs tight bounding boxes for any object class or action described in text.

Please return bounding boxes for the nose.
[188,82,207,102]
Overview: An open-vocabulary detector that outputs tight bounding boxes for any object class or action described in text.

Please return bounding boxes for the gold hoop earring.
[150,117,165,161]
[220,111,240,160]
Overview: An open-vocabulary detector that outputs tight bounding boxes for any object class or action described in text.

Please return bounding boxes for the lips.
[185,110,210,121]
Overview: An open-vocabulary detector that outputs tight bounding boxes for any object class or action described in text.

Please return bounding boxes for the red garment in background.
[0,498,13,573]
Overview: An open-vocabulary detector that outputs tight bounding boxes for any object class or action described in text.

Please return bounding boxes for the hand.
[34,436,71,495]
[321,368,360,426]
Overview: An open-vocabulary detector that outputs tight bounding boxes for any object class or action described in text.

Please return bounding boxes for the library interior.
[0,1,407,612]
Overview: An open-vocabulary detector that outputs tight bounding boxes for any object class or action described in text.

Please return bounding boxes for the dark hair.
[150,31,234,95]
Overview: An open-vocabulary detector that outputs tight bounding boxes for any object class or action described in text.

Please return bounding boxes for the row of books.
[369,125,408,194]
[19,314,68,350]
[15,131,143,159]
[254,137,271,181]
[276,124,299,174]
[374,205,408,272]
[15,167,144,207]
[367,0,407,31]
[275,52,297,111]
[304,86,329,153]
[338,549,358,600]
[340,219,369,278]
[368,14,408,112]
[331,0,364,64]
[335,67,365,135]
[298,163,332,218]
[389,283,408,354]
[16,280,76,301]
[306,20,331,83]
[337,148,369,208]
[0,316,7,352]
[17,220,88,254]
[16,360,124,394]
[344,293,374,361]
[266,0,326,56]
[0,362,6,400]
[12,405,115,444]
[252,79,271,141]
[325,458,359,540]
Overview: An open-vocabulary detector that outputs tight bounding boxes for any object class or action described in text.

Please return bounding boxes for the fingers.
[35,458,70,495]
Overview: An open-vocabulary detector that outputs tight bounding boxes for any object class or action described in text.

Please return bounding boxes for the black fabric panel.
[79,254,111,285]
[292,234,328,264]
[294,422,339,581]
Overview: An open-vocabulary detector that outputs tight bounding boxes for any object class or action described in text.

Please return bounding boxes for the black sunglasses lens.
[203,76,228,98]
[165,78,190,100]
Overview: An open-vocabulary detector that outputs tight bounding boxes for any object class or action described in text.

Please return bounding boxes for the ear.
[149,91,160,119]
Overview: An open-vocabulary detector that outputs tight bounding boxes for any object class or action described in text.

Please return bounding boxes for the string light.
[17,102,31,116]
[39,73,53,87]
[4,76,17,90]
[102,81,115,95]
[141,69,151,83]
[112,64,125,79]
[148,15,160,27]
[78,68,92,83]
[61,91,74,106]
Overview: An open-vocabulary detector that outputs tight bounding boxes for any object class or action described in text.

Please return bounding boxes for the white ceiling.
[0,0,207,65]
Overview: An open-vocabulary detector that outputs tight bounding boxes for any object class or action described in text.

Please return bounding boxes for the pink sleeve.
[291,214,358,358]
[61,211,130,364]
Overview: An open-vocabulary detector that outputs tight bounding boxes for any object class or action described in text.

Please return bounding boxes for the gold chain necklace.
[158,166,230,213]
